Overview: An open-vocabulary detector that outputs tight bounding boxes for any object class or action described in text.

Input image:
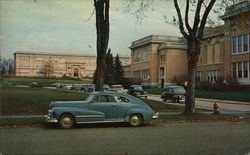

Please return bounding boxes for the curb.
[147,94,250,105]
[0,115,46,125]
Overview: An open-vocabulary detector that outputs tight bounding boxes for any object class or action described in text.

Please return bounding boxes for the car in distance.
[46,91,159,128]
[109,85,128,93]
[127,85,147,98]
[161,86,186,103]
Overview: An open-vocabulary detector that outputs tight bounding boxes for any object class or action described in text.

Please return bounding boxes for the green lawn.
[145,88,250,102]
[0,82,211,115]
[1,83,88,115]
[2,77,92,87]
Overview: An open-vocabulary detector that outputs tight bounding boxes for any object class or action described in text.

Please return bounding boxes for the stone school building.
[14,51,130,79]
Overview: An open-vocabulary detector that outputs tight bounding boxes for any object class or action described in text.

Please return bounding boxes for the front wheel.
[129,114,143,127]
[59,114,74,129]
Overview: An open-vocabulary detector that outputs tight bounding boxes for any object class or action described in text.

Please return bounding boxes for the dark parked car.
[46,91,159,128]
[128,85,147,98]
[28,82,42,88]
[161,86,186,103]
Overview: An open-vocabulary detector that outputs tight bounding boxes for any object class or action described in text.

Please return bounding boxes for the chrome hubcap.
[62,117,71,126]
[130,115,140,126]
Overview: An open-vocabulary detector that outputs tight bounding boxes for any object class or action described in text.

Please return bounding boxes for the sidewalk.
[147,94,250,105]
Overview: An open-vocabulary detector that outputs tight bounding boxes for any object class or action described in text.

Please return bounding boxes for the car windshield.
[173,87,185,93]
[85,94,95,102]
[134,86,143,90]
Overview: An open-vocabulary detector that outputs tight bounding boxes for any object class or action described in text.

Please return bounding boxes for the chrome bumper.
[152,112,159,119]
[45,110,58,123]
[45,115,58,123]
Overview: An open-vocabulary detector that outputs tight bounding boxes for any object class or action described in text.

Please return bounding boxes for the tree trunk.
[94,0,110,91]
[184,39,200,114]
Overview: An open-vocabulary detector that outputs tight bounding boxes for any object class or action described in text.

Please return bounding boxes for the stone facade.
[128,35,187,87]
[127,1,250,86]
[14,52,131,79]
[196,1,250,85]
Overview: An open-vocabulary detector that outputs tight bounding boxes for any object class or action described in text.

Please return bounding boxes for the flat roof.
[129,35,184,49]
[14,51,130,58]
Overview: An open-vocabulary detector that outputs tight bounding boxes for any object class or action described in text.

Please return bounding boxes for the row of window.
[132,51,149,62]
[195,70,219,82]
[233,61,250,79]
[19,64,29,68]
[232,33,250,54]
[133,69,150,80]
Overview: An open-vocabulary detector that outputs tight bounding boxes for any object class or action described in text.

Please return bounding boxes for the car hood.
[49,101,88,109]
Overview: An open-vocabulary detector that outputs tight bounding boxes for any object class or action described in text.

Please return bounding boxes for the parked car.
[56,83,65,89]
[46,91,159,128]
[102,84,110,91]
[28,82,42,88]
[128,85,147,98]
[161,86,186,103]
[109,85,128,93]
[63,84,73,90]
[72,84,82,91]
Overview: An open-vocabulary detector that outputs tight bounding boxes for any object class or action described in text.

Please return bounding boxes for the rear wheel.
[129,114,143,127]
[59,114,74,129]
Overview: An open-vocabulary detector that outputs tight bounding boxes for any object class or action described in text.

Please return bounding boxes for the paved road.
[1,122,250,154]
[147,95,250,114]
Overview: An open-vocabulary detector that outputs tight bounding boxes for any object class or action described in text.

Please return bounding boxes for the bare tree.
[173,0,216,114]
[93,0,110,90]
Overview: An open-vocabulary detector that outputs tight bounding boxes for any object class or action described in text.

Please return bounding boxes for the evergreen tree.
[113,54,124,84]
[104,49,114,85]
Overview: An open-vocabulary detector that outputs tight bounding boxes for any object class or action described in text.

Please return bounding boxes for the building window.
[234,61,250,79]
[207,70,219,82]
[238,35,243,53]
[19,56,30,60]
[238,62,243,78]
[243,61,248,78]
[243,34,248,52]
[142,51,149,61]
[196,71,202,82]
[232,33,250,54]
[160,67,164,78]
[160,55,165,63]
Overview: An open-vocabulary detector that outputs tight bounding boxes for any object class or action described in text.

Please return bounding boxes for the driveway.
[1,122,250,154]
[147,95,250,114]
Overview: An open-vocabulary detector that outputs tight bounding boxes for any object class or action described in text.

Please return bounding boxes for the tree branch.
[193,0,204,30]
[185,0,192,32]
[173,0,188,39]
[198,0,216,38]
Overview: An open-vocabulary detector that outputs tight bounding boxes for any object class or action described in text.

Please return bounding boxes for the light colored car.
[46,91,159,128]
[109,85,128,93]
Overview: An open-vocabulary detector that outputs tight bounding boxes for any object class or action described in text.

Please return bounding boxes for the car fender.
[52,107,104,120]
[126,107,154,121]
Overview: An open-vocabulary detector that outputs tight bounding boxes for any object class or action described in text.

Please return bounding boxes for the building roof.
[129,35,185,49]
[14,51,130,58]
[220,1,250,20]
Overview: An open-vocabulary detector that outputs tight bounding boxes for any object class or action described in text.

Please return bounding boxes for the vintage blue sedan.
[46,91,159,128]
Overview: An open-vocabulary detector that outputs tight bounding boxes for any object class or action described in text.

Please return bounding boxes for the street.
[147,95,250,114]
[1,122,250,154]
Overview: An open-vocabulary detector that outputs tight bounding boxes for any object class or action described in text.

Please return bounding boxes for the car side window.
[116,96,129,103]
[93,95,115,103]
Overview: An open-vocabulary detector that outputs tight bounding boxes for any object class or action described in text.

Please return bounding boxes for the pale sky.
[0,0,222,59]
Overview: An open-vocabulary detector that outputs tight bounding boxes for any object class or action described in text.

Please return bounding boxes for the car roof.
[165,86,184,88]
[130,85,142,87]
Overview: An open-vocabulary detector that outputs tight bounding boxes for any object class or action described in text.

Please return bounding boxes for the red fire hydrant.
[213,103,220,114]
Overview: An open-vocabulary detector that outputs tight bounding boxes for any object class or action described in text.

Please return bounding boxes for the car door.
[115,95,132,120]
[88,95,117,121]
